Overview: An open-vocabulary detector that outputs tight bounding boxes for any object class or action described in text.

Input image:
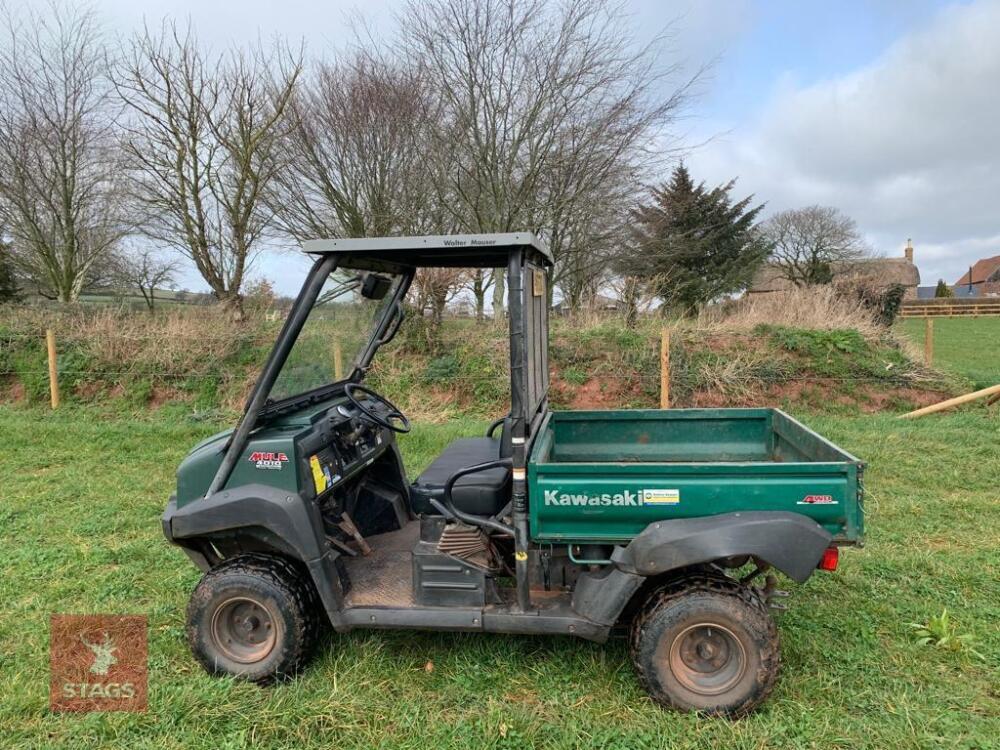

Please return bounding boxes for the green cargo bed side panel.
[528,409,864,543]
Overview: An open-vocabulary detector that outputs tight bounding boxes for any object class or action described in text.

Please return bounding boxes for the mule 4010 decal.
[248,451,289,470]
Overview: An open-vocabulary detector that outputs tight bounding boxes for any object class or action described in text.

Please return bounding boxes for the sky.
[20,0,999,293]
[676,0,1000,289]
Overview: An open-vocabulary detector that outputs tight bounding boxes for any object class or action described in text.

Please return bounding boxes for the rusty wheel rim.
[211,596,277,664]
[668,623,747,696]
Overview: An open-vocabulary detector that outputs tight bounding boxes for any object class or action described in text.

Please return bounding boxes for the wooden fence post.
[924,317,934,365]
[333,339,343,380]
[46,329,60,409]
[660,328,670,409]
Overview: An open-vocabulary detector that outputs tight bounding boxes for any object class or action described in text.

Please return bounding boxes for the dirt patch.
[689,389,743,408]
[688,379,951,413]
[569,378,615,409]
[551,372,646,410]
[150,385,185,408]
[0,379,26,403]
[72,381,126,402]
[859,386,950,411]
[73,380,105,400]
[550,368,951,413]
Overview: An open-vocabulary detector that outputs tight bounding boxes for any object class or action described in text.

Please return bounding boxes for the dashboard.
[298,402,390,499]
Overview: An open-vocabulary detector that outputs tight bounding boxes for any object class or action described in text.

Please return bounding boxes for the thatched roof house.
[749,245,920,298]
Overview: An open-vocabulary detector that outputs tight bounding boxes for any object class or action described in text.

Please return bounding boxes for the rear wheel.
[186,554,322,683]
[629,574,779,717]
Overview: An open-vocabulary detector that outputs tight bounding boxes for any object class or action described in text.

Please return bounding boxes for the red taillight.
[817,546,839,571]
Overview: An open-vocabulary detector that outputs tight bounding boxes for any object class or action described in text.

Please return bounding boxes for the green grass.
[0,405,997,749]
[899,317,1000,388]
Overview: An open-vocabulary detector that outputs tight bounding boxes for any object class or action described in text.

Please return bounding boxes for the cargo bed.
[528,409,864,544]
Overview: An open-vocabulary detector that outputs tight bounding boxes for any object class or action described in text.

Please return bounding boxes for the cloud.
[688,0,1000,285]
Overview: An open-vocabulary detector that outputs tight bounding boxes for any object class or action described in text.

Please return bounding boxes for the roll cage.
[207,233,552,610]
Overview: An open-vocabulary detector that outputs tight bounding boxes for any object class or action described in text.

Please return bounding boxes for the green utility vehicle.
[163,234,864,716]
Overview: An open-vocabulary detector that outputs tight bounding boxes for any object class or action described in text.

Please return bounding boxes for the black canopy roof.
[301,233,553,269]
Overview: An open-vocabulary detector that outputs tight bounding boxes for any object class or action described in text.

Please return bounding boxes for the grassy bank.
[0,405,996,749]
[1,303,957,420]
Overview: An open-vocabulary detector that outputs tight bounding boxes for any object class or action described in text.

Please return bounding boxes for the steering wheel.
[343,383,411,434]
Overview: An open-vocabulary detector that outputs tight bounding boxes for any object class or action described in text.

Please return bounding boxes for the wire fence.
[0,368,935,383]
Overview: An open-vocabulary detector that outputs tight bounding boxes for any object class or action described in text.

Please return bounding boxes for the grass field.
[1,405,998,749]
[899,317,1000,389]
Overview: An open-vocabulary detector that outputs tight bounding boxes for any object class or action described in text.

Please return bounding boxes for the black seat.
[409,421,512,517]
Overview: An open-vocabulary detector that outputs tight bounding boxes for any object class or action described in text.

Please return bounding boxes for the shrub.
[934,279,954,298]
[764,326,867,357]
[423,353,460,384]
[834,279,907,326]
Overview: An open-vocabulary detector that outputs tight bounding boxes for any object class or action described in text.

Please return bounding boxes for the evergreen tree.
[628,164,767,314]
[934,279,953,298]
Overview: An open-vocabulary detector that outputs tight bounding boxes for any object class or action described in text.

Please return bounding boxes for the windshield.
[268,268,405,404]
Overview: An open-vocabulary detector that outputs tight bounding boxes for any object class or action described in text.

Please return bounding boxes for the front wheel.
[629,574,780,717]
[186,554,322,683]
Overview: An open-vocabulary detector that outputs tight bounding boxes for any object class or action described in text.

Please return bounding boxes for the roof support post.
[507,248,532,613]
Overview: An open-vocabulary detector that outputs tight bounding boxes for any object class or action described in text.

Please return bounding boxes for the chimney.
[904,238,914,263]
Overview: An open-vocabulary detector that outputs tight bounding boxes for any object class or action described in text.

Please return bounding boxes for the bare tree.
[272,47,476,326]
[606,269,667,327]
[415,269,472,325]
[114,22,301,317]
[118,246,180,310]
[762,206,872,287]
[272,50,437,241]
[546,172,630,311]
[0,2,128,301]
[410,267,471,349]
[400,0,695,316]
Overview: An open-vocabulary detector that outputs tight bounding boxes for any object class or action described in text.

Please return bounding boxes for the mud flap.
[571,565,644,626]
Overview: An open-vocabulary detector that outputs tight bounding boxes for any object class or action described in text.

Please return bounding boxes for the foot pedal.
[326,535,358,557]
[338,512,372,556]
